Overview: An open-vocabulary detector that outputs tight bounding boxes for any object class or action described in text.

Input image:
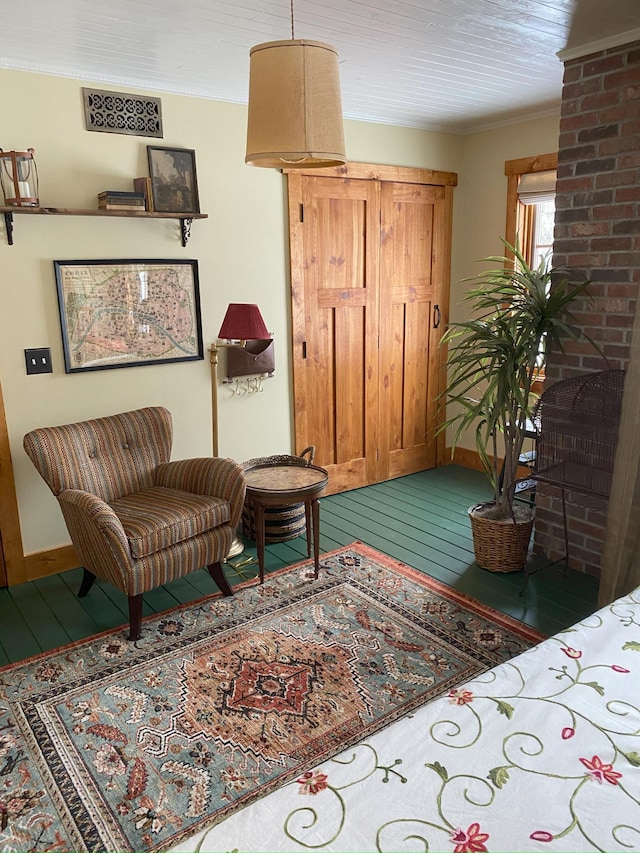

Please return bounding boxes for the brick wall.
[533,38,640,575]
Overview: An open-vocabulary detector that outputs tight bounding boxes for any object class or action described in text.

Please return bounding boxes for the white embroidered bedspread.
[173,587,640,853]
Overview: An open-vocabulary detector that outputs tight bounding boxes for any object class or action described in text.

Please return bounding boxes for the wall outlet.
[24,347,53,375]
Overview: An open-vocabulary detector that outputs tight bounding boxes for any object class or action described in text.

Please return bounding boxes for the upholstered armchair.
[23,407,245,640]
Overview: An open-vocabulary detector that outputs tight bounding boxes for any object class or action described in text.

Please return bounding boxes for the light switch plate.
[24,347,53,375]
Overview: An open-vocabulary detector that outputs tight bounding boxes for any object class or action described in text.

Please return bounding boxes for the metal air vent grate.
[82,88,163,138]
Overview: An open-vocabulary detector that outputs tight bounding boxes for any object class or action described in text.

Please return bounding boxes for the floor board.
[0,466,600,663]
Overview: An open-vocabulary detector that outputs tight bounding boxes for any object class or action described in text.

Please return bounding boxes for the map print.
[56,261,202,371]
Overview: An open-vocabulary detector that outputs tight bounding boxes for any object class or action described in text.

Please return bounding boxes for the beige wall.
[453,115,562,318]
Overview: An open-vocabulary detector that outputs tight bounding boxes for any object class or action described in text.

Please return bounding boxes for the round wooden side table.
[243,462,329,582]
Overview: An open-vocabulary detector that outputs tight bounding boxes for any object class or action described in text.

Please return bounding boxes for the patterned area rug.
[0,542,543,852]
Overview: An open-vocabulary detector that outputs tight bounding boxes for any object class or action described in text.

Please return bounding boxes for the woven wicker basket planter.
[468,503,534,573]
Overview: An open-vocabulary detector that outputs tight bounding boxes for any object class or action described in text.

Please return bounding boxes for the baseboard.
[446,446,486,472]
[24,544,79,582]
[447,446,534,485]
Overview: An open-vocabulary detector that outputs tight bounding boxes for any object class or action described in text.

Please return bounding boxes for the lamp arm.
[209,343,220,457]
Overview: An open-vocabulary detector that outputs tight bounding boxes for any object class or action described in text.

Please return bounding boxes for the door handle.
[433,304,441,329]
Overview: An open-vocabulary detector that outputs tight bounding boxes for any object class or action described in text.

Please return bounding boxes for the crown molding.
[558,28,640,62]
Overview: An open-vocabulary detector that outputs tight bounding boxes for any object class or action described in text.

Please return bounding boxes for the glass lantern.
[0,148,39,207]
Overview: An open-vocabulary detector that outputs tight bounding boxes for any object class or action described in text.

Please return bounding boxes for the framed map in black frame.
[54,259,204,373]
[147,146,200,213]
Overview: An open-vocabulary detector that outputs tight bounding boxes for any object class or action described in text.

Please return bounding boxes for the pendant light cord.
[290,0,295,39]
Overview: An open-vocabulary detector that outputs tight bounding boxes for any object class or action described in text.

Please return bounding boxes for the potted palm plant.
[441,239,597,573]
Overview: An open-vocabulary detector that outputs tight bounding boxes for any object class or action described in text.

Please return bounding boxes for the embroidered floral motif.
[530,830,554,842]
[450,822,489,852]
[561,646,582,659]
[579,755,622,785]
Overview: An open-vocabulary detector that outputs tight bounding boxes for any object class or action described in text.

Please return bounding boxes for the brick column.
[533,39,640,576]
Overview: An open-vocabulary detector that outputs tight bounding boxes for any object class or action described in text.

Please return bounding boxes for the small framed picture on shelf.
[54,259,204,373]
[147,146,200,213]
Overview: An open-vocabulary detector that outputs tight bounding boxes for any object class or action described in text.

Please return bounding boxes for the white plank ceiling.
[1,0,638,133]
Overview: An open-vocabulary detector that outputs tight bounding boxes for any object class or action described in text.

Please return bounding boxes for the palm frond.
[441,237,601,520]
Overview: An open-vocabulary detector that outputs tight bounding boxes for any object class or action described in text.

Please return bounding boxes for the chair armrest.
[57,489,132,592]
[156,458,246,529]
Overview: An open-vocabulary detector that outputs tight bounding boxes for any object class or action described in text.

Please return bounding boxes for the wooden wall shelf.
[1,206,208,247]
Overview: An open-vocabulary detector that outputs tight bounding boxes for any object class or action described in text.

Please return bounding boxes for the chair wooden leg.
[207,562,234,596]
[78,568,96,598]
[128,594,143,641]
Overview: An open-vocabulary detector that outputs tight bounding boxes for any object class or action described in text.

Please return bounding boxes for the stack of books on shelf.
[98,191,146,211]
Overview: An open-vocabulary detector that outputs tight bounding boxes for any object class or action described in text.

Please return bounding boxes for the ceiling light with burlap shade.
[245,1,346,169]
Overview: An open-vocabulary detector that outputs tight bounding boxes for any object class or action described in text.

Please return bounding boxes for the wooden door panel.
[316,196,365,291]
[402,299,430,449]
[306,306,336,468]
[335,306,365,465]
[383,185,442,288]
[306,305,366,470]
[387,302,405,453]
[290,174,380,493]
[386,300,431,461]
[379,183,442,480]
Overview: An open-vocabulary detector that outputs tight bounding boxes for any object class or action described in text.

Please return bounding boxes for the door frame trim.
[283,161,458,187]
[0,377,26,585]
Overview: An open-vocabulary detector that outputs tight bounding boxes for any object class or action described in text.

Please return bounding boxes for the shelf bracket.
[4,211,14,246]
[181,217,193,247]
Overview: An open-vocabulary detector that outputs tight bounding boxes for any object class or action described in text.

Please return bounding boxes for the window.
[504,154,558,388]
[531,197,555,267]
[504,153,557,267]
[516,169,556,267]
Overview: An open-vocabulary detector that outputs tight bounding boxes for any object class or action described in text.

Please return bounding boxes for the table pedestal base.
[254,497,322,582]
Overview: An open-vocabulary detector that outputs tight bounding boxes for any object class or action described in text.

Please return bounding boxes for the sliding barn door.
[288,174,381,492]
[378,181,450,480]
[288,163,455,494]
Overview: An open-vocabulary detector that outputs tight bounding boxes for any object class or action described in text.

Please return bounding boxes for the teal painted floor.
[0,465,599,665]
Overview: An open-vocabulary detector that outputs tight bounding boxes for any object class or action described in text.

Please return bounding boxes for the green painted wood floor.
[0,465,600,666]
